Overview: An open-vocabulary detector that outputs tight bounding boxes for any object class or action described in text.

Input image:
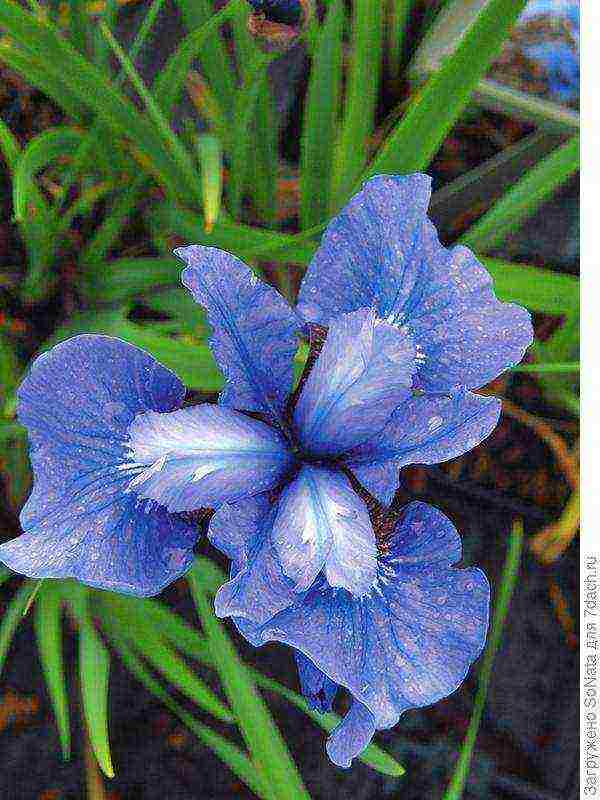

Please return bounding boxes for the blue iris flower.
[519,0,580,104]
[0,173,533,766]
[246,0,303,26]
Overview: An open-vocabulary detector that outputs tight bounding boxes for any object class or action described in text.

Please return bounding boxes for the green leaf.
[479,256,579,315]
[0,582,34,677]
[511,362,579,374]
[121,576,405,778]
[366,0,528,178]
[331,0,383,207]
[386,0,413,79]
[105,627,270,799]
[0,2,195,202]
[34,583,71,759]
[188,566,311,800]
[247,81,278,227]
[0,333,19,409]
[300,0,344,228]
[154,0,243,120]
[80,257,179,302]
[172,0,237,115]
[0,41,87,122]
[197,134,223,232]
[228,51,274,219]
[12,126,83,220]
[98,595,233,724]
[459,136,580,252]
[443,520,524,800]
[71,592,114,778]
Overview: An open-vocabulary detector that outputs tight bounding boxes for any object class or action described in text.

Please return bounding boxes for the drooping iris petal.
[326,702,376,769]
[293,309,415,456]
[297,174,533,392]
[294,651,338,713]
[227,502,489,767]
[0,335,199,596]
[272,465,377,596]
[345,391,502,504]
[213,502,300,625]
[177,246,300,423]
[126,405,294,513]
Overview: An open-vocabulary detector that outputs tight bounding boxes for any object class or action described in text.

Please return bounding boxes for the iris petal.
[345,391,502,504]
[297,174,533,392]
[177,246,300,424]
[0,335,198,596]
[223,501,489,766]
[293,308,415,457]
[126,405,294,512]
[272,465,377,596]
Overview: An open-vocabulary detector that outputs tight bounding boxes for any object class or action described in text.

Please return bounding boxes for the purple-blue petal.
[177,246,300,424]
[213,503,299,625]
[227,501,489,766]
[272,466,377,596]
[293,309,415,457]
[345,391,502,503]
[0,335,199,596]
[125,405,294,512]
[294,651,338,713]
[297,175,533,392]
[208,494,271,569]
[326,701,376,769]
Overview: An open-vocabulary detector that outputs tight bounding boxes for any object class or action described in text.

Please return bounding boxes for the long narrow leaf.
[188,567,311,800]
[105,627,270,799]
[459,136,580,252]
[300,0,344,228]
[366,0,528,178]
[442,520,524,799]
[0,582,34,677]
[332,0,383,207]
[34,584,71,759]
[99,595,233,723]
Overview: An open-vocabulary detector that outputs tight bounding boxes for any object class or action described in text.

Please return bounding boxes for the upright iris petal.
[0,336,199,596]
[293,308,416,456]
[271,466,377,596]
[229,501,490,767]
[126,405,294,512]
[176,246,301,426]
[297,174,533,393]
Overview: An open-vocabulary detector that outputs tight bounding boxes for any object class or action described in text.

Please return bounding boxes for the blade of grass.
[154,0,244,119]
[173,0,237,115]
[0,582,35,677]
[34,583,71,759]
[442,520,524,800]
[105,626,270,799]
[0,2,196,201]
[511,362,579,374]
[98,21,201,207]
[365,0,528,179]
[479,256,579,315]
[188,566,311,800]
[386,0,413,78]
[13,126,84,221]
[99,595,233,723]
[459,135,580,252]
[79,625,114,779]
[228,50,274,219]
[331,0,383,208]
[300,0,344,228]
